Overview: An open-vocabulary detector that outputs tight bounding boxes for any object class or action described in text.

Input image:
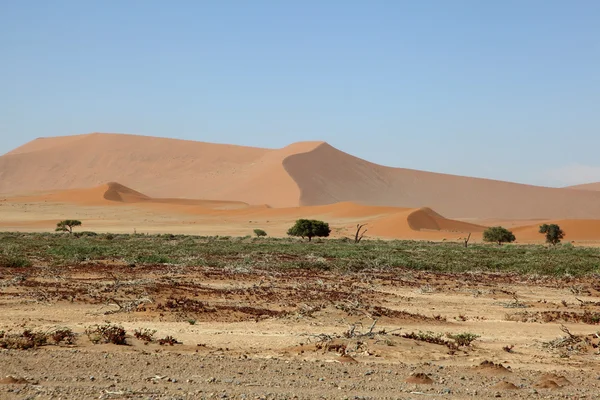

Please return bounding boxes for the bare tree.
[354,224,367,243]
[463,233,471,248]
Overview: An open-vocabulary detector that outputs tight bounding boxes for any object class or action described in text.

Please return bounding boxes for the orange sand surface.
[3,181,600,243]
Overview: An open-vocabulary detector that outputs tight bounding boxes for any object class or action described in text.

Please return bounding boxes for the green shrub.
[287,219,331,242]
[253,229,267,237]
[539,224,565,246]
[483,226,516,245]
[55,220,82,234]
[0,255,32,268]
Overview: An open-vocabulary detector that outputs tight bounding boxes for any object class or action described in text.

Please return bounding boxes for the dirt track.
[1,263,600,398]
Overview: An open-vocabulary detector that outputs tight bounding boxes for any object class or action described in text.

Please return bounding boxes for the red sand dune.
[4,133,600,220]
[13,182,250,210]
[566,182,600,191]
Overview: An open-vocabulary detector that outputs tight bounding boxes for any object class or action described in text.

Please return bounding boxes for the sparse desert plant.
[55,219,82,234]
[503,344,514,353]
[447,332,480,347]
[158,335,180,346]
[253,229,267,237]
[85,323,127,345]
[287,219,331,242]
[483,226,516,245]
[49,327,76,345]
[133,328,156,343]
[539,224,565,246]
[0,329,48,350]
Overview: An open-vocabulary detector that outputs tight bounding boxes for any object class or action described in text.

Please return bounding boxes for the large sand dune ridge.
[3,132,600,219]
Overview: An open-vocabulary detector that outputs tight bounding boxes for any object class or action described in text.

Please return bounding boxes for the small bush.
[158,335,180,346]
[55,219,82,234]
[253,229,267,237]
[85,323,127,345]
[0,255,32,268]
[0,330,48,350]
[133,328,156,343]
[447,332,480,347]
[135,254,171,264]
[49,328,76,345]
[74,231,98,238]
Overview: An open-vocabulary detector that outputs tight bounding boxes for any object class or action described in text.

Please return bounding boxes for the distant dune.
[4,132,600,219]
[13,182,250,210]
[566,182,600,191]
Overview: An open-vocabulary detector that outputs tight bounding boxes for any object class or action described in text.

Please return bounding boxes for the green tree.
[287,219,331,242]
[56,220,82,234]
[253,229,267,237]
[539,224,565,246]
[482,226,516,245]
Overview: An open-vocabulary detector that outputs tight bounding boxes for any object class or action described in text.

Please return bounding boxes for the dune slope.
[282,143,600,219]
[566,182,600,191]
[0,133,323,207]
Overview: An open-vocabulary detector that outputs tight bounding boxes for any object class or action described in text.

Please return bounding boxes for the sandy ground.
[1,264,600,399]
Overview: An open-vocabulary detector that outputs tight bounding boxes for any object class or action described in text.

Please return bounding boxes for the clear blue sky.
[1,0,599,186]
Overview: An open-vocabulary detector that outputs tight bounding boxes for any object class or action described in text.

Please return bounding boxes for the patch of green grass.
[1,232,600,276]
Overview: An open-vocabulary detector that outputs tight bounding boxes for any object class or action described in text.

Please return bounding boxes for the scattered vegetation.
[0,254,32,268]
[539,224,565,246]
[287,219,331,242]
[0,327,75,349]
[55,219,82,234]
[483,226,516,245]
[1,232,600,276]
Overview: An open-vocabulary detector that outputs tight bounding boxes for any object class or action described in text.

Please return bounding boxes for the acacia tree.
[56,220,82,234]
[253,229,267,237]
[287,219,331,242]
[539,224,565,246]
[483,226,516,245]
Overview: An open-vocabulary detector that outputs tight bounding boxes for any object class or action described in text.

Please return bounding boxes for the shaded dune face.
[282,143,600,219]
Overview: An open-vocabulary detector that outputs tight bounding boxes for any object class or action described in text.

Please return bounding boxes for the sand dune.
[369,207,486,239]
[4,133,600,220]
[13,182,250,210]
[0,133,317,207]
[566,182,600,191]
[282,143,600,219]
